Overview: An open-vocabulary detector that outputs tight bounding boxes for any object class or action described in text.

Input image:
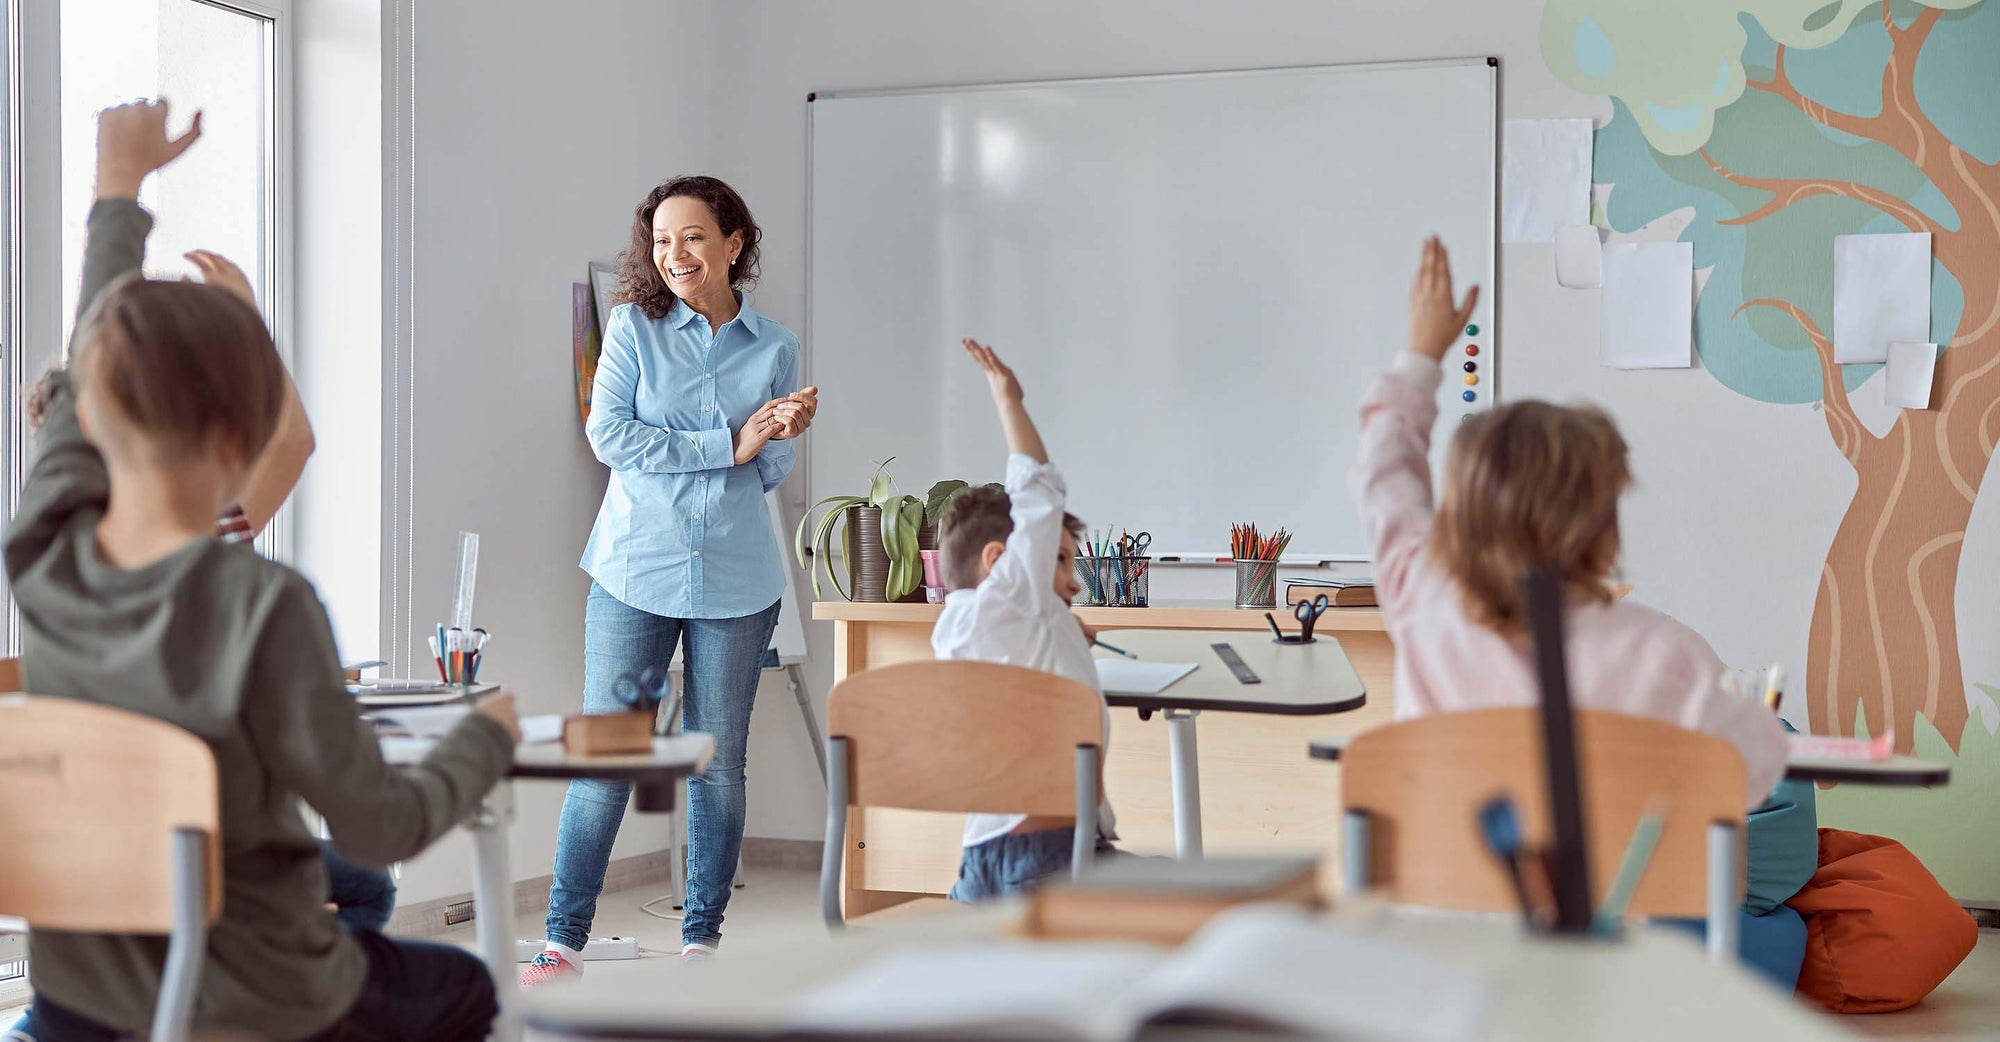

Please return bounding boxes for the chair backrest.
[0,656,21,693]
[1341,707,1744,918]
[0,693,222,930]
[827,660,1103,816]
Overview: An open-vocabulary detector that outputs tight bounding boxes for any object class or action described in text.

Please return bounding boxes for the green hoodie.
[4,198,514,1039]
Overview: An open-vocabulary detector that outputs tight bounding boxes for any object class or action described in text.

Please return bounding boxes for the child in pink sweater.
[1352,237,1813,988]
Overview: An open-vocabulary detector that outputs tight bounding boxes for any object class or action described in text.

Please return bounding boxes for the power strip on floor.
[515,936,641,962]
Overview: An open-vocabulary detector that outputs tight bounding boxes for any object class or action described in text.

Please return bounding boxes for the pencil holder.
[1074,555,1150,608]
[1234,559,1281,609]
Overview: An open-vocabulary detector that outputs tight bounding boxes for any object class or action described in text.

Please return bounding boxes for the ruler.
[1210,643,1261,684]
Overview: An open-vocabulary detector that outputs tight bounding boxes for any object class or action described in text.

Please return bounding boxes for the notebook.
[788,904,1485,1041]
[1094,659,1198,696]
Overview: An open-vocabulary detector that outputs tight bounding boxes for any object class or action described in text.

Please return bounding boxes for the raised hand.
[962,338,1022,405]
[1407,236,1480,363]
[96,100,203,199]
[185,250,257,309]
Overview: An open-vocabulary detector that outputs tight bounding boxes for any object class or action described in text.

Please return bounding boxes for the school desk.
[1308,734,1952,786]
[383,723,714,1042]
[1094,628,1367,858]
[520,901,1853,1042]
[814,600,1397,917]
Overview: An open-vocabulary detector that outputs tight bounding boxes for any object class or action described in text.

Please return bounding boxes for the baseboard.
[742,837,822,872]
[387,850,677,938]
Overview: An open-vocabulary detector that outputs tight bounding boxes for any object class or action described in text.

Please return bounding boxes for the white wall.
[378,0,732,904]
[370,0,1997,898]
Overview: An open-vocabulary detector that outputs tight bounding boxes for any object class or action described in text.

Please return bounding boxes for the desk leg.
[1164,709,1203,859]
[469,782,520,1042]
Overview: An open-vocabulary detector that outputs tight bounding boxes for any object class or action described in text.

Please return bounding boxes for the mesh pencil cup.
[1235,559,1281,609]
[1074,555,1151,608]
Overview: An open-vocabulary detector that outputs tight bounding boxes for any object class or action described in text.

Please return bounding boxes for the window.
[3,0,293,638]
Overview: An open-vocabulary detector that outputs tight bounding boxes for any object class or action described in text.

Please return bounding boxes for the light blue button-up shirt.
[580,295,799,619]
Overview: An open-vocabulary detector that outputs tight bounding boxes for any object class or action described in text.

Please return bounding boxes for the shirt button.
[699,475,708,482]
[702,405,712,412]
[693,513,702,521]
[704,373,713,380]
[693,550,702,557]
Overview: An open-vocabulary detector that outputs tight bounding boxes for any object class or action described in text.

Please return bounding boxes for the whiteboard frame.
[804,56,1501,562]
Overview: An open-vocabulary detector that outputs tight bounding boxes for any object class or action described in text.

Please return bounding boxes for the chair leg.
[152,828,208,1042]
[1706,821,1741,965]
[1342,809,1372,898]
[1072,745,1100,879]
[820,738,851,930]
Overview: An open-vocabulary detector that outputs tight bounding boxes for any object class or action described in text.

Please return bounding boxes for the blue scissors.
[612,667,671,712]
[1292,594,1331,642]
[1120,531,1152,558]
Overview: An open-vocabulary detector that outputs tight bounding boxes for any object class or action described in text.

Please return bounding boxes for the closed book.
[1023,855,1323,947]
[1288,579,1375,607]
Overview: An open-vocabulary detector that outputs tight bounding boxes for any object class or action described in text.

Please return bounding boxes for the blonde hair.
[1430,400,1630,633]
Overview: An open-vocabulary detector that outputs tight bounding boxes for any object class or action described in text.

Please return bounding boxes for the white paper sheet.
[1834,233,1930,364]
[1502,118,1592,244]
[1885,341,1939,409]
[1094,659,1198,696]
[1599,241,1692,369]
[1554,225,1603,288]
[521,713,564,744]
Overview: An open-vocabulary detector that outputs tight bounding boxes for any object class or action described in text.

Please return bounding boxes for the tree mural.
[1543,0,1999,753]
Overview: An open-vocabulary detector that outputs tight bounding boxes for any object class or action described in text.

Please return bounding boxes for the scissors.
[1120,531,1152,558]
[1284,594,1331,644]
[612,666,672,712]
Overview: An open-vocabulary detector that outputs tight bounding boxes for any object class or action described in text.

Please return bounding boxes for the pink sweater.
[1351,354,1786,808]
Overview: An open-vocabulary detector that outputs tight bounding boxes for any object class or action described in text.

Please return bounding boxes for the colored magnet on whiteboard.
[1465,344,1479,356]
[1462,390,1477,402]
[1464,373,1479,386]
[1463,360,1477,373]
[1465,324,1479,336]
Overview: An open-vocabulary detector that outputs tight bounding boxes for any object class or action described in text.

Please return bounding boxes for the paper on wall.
[1884,341,1939,409]
[1833,233,1930,364]
[1599,241,1692,369]
[1554,225,1603,288]
[1502,119,1592,244]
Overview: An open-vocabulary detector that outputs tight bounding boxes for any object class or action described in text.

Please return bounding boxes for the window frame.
[2,0,296,653]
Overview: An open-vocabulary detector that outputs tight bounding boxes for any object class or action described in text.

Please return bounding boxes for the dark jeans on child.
[14,930,494,1042]
[949,826,1118,902]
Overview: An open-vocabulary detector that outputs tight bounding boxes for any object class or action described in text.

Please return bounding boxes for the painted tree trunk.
[1807,409,1977,754]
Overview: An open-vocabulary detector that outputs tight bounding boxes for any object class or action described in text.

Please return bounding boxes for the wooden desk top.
[814,598,1389,633]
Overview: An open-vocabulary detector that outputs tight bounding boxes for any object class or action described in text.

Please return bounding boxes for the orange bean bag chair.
[1788,828,1977,1013]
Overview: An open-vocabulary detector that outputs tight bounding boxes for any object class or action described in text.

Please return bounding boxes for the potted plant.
[795,460,927,602]
[918,479,1001,548]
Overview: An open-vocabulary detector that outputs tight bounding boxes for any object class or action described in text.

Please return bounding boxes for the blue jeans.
[949,828,1119,902]
[13,929,493,1042]
[543,584,779,950]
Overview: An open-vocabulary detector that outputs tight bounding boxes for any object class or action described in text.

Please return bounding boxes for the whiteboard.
[807,60,1496,559]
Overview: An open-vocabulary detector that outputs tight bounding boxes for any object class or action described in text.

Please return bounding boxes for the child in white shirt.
[932,339,1116,901]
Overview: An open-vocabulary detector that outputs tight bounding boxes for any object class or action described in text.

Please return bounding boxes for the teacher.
[526,176,817,982]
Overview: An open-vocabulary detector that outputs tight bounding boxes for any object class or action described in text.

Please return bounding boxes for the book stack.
[1022,855,1323,947]
[1287,576,1376,608]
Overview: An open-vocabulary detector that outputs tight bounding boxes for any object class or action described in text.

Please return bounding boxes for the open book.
[788,905,1485,1041]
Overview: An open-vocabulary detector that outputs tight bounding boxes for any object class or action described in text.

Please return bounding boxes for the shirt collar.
[667,292,762,335]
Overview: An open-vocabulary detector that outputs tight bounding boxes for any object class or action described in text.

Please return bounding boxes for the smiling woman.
[525,176,821,983]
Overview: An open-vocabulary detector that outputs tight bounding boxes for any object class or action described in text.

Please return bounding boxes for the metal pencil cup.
[1075,555,1150,608]
[1235,559,1281,609]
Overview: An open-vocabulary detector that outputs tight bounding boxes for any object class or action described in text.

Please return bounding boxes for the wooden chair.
[0,656,21,692]
[1340,707,1745,962]
[0,693,222,1042]
[820,660,1103,928]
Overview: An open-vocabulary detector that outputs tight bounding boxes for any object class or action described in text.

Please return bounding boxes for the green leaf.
[801,497,865,600]
[885,495,924,598]
[923,480,969,524]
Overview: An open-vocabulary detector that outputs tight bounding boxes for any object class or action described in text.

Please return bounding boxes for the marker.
[1094,639,1137,660]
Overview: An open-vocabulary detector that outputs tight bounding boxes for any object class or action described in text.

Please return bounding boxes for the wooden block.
[561,712,653,755]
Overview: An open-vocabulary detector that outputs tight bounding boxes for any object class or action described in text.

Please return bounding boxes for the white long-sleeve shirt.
[931,454,1116,847]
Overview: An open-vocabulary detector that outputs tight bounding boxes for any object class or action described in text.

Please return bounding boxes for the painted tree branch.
[1736,297,1873,467]
[1698,149,1944,235]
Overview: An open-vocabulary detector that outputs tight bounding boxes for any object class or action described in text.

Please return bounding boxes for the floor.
[5,869,1999,1039]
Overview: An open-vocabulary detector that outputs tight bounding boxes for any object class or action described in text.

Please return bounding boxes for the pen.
[1094,638,1138,659]
[1763,664,1785,713]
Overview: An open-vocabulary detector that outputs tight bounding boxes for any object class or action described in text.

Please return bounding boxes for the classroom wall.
[369,0,1999,903]
[378,0,733,905]
[699,0,2000,898]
